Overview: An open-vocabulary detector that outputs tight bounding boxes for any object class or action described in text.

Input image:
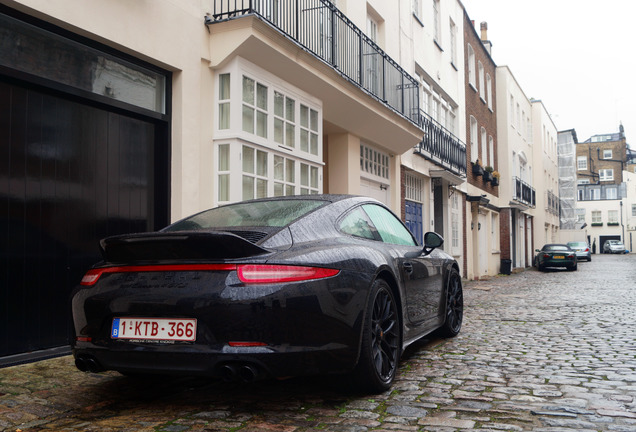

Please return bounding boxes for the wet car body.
[71,195,463,392]
[534,244,577,271]
[566,241,592,261]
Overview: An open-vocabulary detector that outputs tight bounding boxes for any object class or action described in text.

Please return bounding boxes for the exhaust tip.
[238,364,259,382]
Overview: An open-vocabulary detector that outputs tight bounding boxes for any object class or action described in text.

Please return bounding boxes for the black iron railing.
[208,0,419,124]
[414,110,467,177]
[513,176,536,208]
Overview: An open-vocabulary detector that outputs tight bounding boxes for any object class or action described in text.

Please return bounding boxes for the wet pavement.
[1,253,635,431]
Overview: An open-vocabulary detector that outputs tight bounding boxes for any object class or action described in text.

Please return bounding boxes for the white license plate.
[111,318,196,341]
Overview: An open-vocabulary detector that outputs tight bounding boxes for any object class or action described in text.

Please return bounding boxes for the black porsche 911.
[71,194,463,393]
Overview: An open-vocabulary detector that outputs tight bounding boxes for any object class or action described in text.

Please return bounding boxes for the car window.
[567,242,585,247]
[543,245,569,252]
[339,207,379,240]
[362,204,417,246]
[164,199,326,231]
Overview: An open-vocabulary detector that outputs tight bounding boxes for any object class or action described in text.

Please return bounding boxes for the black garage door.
[0,80,170,361]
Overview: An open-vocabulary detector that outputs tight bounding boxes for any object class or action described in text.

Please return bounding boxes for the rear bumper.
[72,342,356,380]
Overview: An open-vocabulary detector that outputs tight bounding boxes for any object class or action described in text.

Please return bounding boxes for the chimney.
[480,21,493,56]
[480,22,488,41]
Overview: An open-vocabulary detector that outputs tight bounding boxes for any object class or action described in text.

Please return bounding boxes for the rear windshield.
[543,245,570,251]
[164,199,326,231]
[567,242,586,247]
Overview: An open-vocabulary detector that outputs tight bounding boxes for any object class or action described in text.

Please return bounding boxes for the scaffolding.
[558,130,578,229]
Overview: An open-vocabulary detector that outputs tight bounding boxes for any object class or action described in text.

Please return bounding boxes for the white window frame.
[481,127,488,166]
[603,149,612,159]
[449,19,457,66]
[451,193,460,252]
[486,73,492,110]
[577,156,588,171]
[591,210,602,223]
[470,116,478,163]
[599,169,614,182]
[405,173,423,202]
[608,210,618,223]
[478,61,485,101]
[606,187,618,200]
[488,136,494,169]
[213,58,324,205]
[360,143,390,181]
[591,188,601,200]
[433,0,441,44]
[467,44,476,88]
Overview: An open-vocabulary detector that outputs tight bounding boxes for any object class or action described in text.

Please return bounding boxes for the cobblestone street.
[1,254,635,432]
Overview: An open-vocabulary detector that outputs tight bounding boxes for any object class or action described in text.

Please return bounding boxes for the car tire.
[568,262,577,271]
[437,267,463,338]
[588,257,592,262]
[538,264,545,271]
[352,278,401,394]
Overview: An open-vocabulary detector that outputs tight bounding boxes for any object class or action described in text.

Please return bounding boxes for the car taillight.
[543,254,550,258]
[568,254,575,258]
[585,248,590,252]
[236,265,339,284]
[79,264,237,286]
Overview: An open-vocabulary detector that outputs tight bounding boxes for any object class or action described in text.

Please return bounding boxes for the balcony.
[208,0,419,125]
[513,176,536,208]
[546,190,559,215]
[414,110,467,178]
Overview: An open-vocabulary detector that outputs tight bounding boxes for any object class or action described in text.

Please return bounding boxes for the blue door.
[405,200,423,245]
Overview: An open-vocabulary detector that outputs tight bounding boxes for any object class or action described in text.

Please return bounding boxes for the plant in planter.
[483,165,494,182]
[491,171,500,186]
[472,159,484,176]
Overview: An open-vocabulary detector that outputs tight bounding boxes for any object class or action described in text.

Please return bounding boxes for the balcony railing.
[513,176,536,208]
[208,0,419,124]
[414,110,467,178]
[546,190,559,215]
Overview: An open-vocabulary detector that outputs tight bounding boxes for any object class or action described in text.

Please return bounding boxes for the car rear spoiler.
[99,231,270,263]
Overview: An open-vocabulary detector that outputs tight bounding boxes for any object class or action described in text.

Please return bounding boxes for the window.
[299,162,319,195]
[606,187,617,200]
[481,127,487,166]
[451,194,460,250]
[433,0,441,43]
[218,73,231,130]
[299,104,319,155]
[488,136,494,169]
[360,144,390,180]
[274,91,295,147]
[470,116,478,162]
[242,76,268,138]
[577,179,590,185]
[591,188,601,200]
[412,0,421,21]
[608,210,618,223]
[603,149,613,159]
[467,44,476,87]
[363,204,416,246]
[339,207,377,240]
[599,169,614,181]
[449,19,457,66]
[242,145,268,200]
[478,61,485,100]
[592,211,602,223]
[273,155,296,196]
[405,173,423,202]
[486,74,492,109]
[577,156,587,170]
[218,144,230,201]
[577,189,585,201]
[632,204,636,217]
[365,15,380,94]
[576,213,585,223]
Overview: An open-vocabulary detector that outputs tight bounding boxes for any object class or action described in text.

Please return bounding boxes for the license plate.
[553,255,564,259]
[111,318,196,341]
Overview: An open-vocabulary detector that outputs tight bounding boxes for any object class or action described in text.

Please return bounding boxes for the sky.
[460,0,636,145]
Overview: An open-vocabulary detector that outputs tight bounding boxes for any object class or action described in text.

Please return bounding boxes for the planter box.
[472,164,484,176]
[491,178,499,186]
[483,171,493,182]
[591,222,603,227]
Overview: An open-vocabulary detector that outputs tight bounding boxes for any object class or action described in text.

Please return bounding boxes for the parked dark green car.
[534,244,578,271]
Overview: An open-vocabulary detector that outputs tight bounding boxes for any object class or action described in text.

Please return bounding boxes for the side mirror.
[422,232,444,256]
[535,249,541,253]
